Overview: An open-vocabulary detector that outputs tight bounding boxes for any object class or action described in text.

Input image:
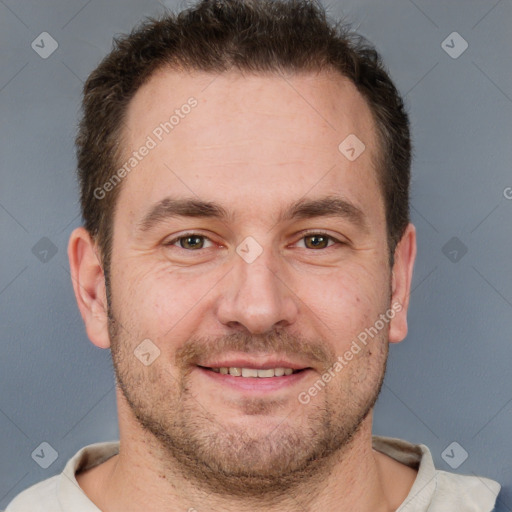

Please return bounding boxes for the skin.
[69,68,417,512]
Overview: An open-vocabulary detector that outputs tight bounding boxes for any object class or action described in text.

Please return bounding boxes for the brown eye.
[164,233,214,253]
[303,234,332,249]
[180,235,204,249]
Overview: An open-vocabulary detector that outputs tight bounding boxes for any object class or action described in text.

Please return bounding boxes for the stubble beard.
[107,303,389,501]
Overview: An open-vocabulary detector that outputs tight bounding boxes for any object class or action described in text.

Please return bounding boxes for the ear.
[388,223,417,344]
[68,227,111,349]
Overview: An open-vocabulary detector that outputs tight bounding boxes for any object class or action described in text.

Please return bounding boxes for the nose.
[215,246,299,335]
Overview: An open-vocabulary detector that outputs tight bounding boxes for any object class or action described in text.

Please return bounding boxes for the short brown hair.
[76,0,411,276]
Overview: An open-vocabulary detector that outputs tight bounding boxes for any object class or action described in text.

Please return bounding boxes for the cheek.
[116,266,212,341]
[297,265,389,342]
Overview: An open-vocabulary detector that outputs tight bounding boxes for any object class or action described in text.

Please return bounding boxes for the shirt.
[5,436,501,512]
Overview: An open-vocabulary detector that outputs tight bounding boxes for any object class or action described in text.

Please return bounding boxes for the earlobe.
[388,223,417,344]
[68,227,111,349]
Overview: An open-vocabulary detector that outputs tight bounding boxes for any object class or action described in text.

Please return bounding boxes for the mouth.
[195,364,314,394]
[197,365,308,377]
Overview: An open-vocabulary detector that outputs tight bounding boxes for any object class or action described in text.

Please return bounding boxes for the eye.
[296,232,341,250]
[165,233,214,250]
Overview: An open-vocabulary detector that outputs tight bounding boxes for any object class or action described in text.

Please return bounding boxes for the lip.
[195,365,314,393]
[196,356,312,371]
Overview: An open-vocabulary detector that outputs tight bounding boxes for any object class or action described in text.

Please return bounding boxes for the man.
[6,0,501,510]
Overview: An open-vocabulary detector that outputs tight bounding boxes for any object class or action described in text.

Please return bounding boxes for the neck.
[86,401,400,512]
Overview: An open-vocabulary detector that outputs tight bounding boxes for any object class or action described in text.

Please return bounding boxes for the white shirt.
[5,436,500,511]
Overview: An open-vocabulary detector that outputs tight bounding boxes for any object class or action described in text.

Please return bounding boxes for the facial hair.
[108,304,389,502]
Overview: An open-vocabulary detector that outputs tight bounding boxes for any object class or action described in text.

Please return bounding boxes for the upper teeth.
[210,367,295,377]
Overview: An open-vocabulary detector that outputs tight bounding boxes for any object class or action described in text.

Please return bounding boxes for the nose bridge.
[240,250,279,299]
[216,239,298,334]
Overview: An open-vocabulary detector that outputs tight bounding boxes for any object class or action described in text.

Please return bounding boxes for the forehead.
[123,67,377,151]
[116,67,382,226]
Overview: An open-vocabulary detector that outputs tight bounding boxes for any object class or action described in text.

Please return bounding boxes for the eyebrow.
[138,197,232,232]
[137,195,369,233]
[279,196,368,232]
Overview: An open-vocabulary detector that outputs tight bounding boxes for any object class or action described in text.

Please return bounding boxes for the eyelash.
[164,231,344,251]
[298,231,344,249]
[164,232,215,250]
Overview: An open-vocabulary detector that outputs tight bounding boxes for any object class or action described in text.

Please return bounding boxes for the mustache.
[174,329,336,370]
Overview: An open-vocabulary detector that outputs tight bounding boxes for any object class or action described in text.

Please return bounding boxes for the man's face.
[107,69,395,494]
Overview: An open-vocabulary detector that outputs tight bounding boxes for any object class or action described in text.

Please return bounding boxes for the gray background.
[1,0,511,510]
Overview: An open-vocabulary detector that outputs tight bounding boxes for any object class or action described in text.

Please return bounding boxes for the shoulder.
[373,436,501,512]
[4,441,119,512]
[430,470,501,511]
[4,475,60,512]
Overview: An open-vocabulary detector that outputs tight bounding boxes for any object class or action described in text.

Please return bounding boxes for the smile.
[198,366,306,378]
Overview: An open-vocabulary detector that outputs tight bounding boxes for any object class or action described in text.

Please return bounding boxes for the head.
[69,0,416,500]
